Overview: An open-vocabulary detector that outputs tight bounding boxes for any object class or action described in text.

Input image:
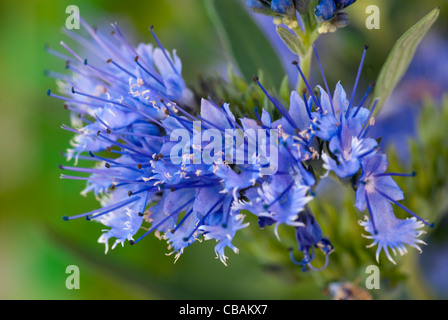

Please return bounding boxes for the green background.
[0,0,446,299]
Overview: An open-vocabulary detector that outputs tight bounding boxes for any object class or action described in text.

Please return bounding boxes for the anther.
[128,190,133,197]
[105,163,111,168]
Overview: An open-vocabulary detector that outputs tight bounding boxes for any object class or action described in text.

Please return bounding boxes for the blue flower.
[314,0,356,21]
[322,120,379,178]
[355,154,432,263]
[234,175,313,239]
[270,0,294,14]
[289,211,334,271]
[200,211,250,265]
[314,0,337,21]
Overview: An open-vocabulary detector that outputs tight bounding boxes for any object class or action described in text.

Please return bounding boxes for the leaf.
[203,0,285,88]
[371,7,439,114]
[276,26,306,56]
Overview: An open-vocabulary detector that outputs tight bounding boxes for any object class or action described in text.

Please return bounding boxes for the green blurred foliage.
[0,0,447,300]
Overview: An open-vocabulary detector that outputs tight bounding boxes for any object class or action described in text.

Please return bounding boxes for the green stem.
[297,48,312,93]
[294,11,319,93]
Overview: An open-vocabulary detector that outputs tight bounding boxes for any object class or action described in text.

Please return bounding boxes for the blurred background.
[0,0,447,299]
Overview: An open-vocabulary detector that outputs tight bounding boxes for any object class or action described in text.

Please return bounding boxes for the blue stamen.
[358,99,379,138]
[134,56,165,87]
[107,59,137,79]
[63,196,140,221]
[365,193,378,234]
[313,45,335,116]
[132,198,194,244]
[375,188,434,228]
[347,45,368,118]
[375,172,416,178]
[292,61,321,110]
[253,75,298,130]
[352,81,375,118]
[149,25,179,75]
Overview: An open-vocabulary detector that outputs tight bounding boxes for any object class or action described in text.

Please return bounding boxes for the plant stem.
[297,48,312,93]
[294,11,319,93]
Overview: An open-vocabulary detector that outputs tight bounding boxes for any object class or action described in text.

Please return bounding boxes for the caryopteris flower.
[355,154,431,263]
[48,14,433,270]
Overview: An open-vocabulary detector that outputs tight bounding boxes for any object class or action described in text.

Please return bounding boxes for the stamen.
[375,172,416,178]
[292,61,321,110]
[132,198,195,244]
[134,56,165,87]
[365,193,378,234]
[253,75,297,129]
[265,182,294,209]
[347,45,368,118]
[62,196,140,221]
[183,195,226,241]
[303,92,313,120]
[352,80,375,118]
[45,44,72,61]
[107,59,136,79]
[173,209,194,232]
[313,45,335,116]
[358,99,379,138]
[149,25,179,74]
[375,188,434,228]
[358,146,379,159]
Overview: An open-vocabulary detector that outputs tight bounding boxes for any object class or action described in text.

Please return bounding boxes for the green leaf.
[203,0,285,89]
[371,7,439,114]
[276,26,306,56]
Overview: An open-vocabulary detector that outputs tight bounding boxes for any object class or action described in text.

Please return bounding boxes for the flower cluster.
[48,17,432,269]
